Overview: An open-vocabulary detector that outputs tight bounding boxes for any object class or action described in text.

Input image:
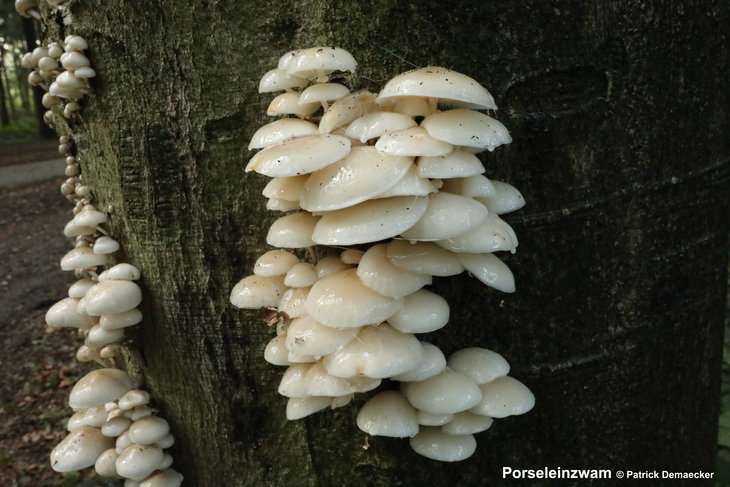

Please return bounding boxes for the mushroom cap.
[45,297,94,328]
[67,405,108,431]
[469,376,535,418]
[442,412,494,435]
[314,255,351,278]
[436,213,518,254]
[440,174,496,198]
[73,205,107,226]
[284,314,359,358]
[266,212,320,248]
[373,164,438,198]
[387,289,450,334]
[322,323,424,378]
[391,341,447,382]
[375,127,453,157]
[229,274,287,309]
[476,180,526,214]
[258,68,309,93]
[246,134,351,177]
[266,92,320,117]
[264,335,290,366]
[299,82,350,104]
[402,368,482,414]
[99,308,143,329]
[417,150,485,179]
[311,196,428,246]
[84,280,143,316]
[284,262,318,288]
[305,269,403,328]
[85,324,125,348]
[421,109,511,152]
[286,396,332,420]
[116,444,165,481]
[98,263,142,281]
[447,348,510,385]
[356,243,432,298]
[128,416,170,445]
[377,66,497,110]
[262,175,309,200]
[60,51,90,70]
[60,246,108,271]
[390,96,431,118]
[416,411,454,427]
[385,240,464,276]
[253,249,300,277]
[409,427,477,462]
[356,390,419,438]
[400,192,489,241]
[300,146,413,212]
[101,417,132,438]
[69,369,135,409]
[68,278,96,298]
[94,448,119,477]
[63,219,95,237]
[277,287,310,318]
[93,236,120,254]
[456,252,515,292]
[278,363,313,398]
[318,91,377,134]
[285,46,357,79]
[139,469,184,487]
[118,389,151,411]
[345,111,418,143]
[249,119,319,150]
[50,426,114,472]
[73,67,96,79]
[304,362,381,396]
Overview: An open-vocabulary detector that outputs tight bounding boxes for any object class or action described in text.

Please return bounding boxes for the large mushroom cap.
[300,146,412,212]
[305,269,403,328]
[258,68,309,93]
[246,134,351,177]
[400,192,489,241]
[457,252,515,292]
[377,66,497,110]
[69,369,135,409]
[356,243,432,298]
[83,280,143,316]
[386,240,464,276]
[322,323,424,378]
[45,297,94,328]
[356,390,419,438]
[436,213,518,254]
[402,368,482,414]
[248,119,319,150]
[60,246,108,271]
[229,274,287,309]
[447,348,510,385]
[285,315,359,357]
[469,376,535,418]
[409,427,477,462]
[266,212,320,248]
[421,109,512,152]
[285,46,358,80]
[50,426,114,472]
[387,289,450,334]
[311,196,428,246]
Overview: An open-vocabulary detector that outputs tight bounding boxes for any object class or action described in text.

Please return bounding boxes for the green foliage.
[0,115,41,144]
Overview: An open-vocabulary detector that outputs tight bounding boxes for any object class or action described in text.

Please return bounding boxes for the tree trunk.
[45,1,729,485]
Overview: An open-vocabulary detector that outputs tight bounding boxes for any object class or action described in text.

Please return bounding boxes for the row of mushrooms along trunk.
[12,13,186,485]
[230,46,535,462]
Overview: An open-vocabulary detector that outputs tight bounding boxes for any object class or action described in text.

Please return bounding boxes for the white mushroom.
[266,212,320,248]
[249,119,319,150]
[246,134,351,177]
[356,243,432,298]
[402,368,482,414]
[51,426,114,472]
[69,369,136,409]
[356,391,419,438]
[253,249,300,277]
[421,109,512,152]
[84,280,143,315]
[116,444,165,481]
[409,427,477,462]
[229,274,287,308]
[469,376,535,418]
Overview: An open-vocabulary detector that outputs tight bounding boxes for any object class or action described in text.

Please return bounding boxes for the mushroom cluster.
[231,47,534,461]
[11,5,184,482]
[44,136,184,484]
[21,34,94,123]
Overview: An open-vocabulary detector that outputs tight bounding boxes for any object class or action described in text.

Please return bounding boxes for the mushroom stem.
[29,9,41,20]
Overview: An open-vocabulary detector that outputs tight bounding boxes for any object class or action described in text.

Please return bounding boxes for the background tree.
[38,1,729,485]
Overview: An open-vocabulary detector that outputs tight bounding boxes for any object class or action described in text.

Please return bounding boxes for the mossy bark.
[43,1,729,485]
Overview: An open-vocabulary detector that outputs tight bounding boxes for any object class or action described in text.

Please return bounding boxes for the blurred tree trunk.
[44,1,729,485]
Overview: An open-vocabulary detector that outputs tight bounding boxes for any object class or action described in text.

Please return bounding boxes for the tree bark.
[45,1,729,485]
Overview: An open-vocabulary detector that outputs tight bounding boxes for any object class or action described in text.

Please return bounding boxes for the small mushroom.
[356,390,419,438]
[409,427,477,462]
[229,275,287,309]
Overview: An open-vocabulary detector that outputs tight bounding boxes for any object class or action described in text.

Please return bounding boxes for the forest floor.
[0,173,113,486]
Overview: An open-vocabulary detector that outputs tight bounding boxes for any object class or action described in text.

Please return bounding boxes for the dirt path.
[0,178,103,486]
